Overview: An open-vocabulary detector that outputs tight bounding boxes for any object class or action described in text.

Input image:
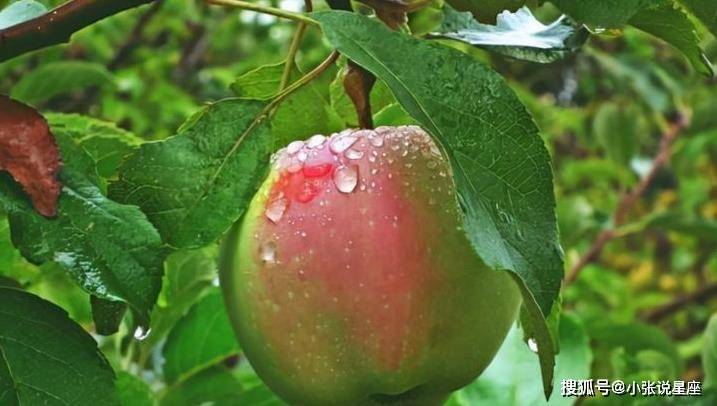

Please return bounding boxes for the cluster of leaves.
[0,0,716,404]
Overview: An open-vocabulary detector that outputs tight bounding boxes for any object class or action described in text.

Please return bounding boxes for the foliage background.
[1,0,717,404]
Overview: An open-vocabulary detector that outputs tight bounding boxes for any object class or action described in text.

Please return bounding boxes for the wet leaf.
[629,1,714,76]
[230,62,285,100]
[549,0,653,29]
[0,287,119,406]
[46,113,143,180]
[0,0,45,30]
[431,5,589,63]
[0,132,164,324]
[678,0,717,37]
[110,99,272,249]
[91,295,127,336]
[0,95,61,217]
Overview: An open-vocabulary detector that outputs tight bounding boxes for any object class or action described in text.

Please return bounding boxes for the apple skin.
[220,126,521,405]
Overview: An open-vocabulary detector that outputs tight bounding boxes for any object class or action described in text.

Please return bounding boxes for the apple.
[221,126,521,405]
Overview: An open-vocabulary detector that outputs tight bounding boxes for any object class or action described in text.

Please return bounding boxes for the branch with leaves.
[0,0,157,62]
[565,114,688,285]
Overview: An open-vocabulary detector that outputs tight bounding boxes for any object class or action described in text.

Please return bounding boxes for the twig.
[172,21,208,82]
[271,50,340,108]
[0,0,157,63]
[107,0,164,70]
[565,114,687,285]
[279,0,312,91]
[643,283,717,323]
[206,0,318,26]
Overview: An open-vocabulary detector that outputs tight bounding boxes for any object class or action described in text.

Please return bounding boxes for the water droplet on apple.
[330,133,359,154]
[260,241,277,264]
[344,148,364,160]
[287,140,304,154]
[333,165,358,193]
[307,134,326,148]
[265,197,287,223]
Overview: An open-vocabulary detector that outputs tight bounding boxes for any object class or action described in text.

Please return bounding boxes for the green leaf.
[46,113,143,180]
[704,314,717,388]
[91,295,127,336]
[592,102,638,165]
[550,0,653,28]
[144,247,218,347]
[230,62,285,100]
[116,372,156,406]
[160,366,243,406]
[0,287,119,406]
[110,99,272,249]
[447,313,591,406]
[314,11,563,397]
[313,10,563,317]
[0,215,37,283]
[234,363,285,406]
[678,0,717,37]
[162,288,239,385]
[267,64,344,150]
[590,50,672,113]
[11,61,115,105]
[0,133,165,324]
[629,2,714,76]
[431,5,589,63]
[588,319,682,374]
[0,0,45,30]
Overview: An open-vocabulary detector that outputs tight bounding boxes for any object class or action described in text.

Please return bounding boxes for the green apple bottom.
[221,126,522,405]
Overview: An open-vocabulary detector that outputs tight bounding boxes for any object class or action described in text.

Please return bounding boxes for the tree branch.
[565,114,688,285]
[643,283,717,323]
[0,0,157,63]
[108,0,164,71]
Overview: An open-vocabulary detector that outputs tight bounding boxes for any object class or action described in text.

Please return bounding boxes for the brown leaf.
[343,60,377,129]
[360,0,409,29]
[0,95,62,217]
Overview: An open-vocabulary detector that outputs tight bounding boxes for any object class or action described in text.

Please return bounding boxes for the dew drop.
[528,338,538,353]
[368,134,384,147]
[330,133,359,154]
[297,151,308,162]
[307,134,327,148]
[265,198,287,223]
[344,148,364,160]
[260,241,277,264]
[333,165,358,193]
[287,140,304,154]
[134,326,151,341]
